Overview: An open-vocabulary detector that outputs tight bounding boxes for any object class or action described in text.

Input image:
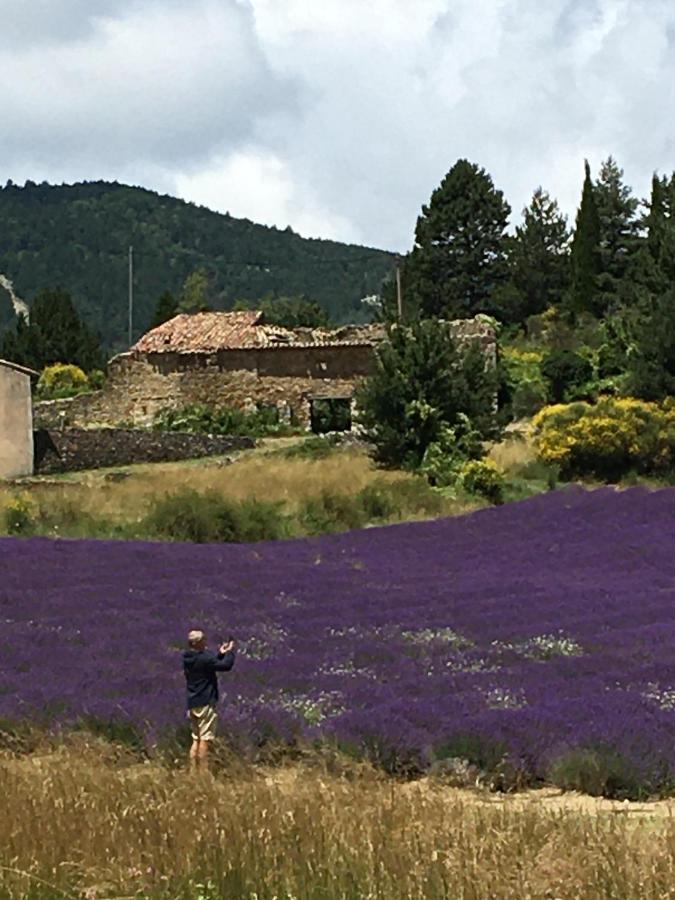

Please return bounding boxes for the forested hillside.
[0,181,394,351]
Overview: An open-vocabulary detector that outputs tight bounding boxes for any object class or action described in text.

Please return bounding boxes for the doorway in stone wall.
[309,397,352,434]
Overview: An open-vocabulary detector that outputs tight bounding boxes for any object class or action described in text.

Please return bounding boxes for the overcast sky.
[2,0,674,250]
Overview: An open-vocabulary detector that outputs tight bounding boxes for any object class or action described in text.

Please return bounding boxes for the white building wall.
[0,362,34,479]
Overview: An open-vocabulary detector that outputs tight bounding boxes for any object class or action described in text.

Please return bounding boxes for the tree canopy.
[567,160,602,318]
[1,288,103,372]
[494,187,570,323]
[405,160,511,320]
[356,319,498,469]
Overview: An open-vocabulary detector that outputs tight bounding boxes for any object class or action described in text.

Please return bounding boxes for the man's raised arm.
[213,640,236,671]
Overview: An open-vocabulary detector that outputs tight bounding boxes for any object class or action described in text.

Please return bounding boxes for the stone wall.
[0,363,34,479]
[35,428,255,474]
[35,344,375,430]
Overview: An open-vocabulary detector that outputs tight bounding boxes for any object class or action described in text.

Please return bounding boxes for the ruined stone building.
[0,359,37,479]
[35,311,497,432]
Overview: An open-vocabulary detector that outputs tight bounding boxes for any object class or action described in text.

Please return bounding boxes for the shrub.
[498,346,548,419]
[298,491,366,535]
[235,498,288,542]
[532,397,675,481]
[88,369,105,390]
[540,349,594,403]
[548,747,645,800]
[458,458,505,504]
[2,498,36,536]
[419,417,483,488]
[382,478,446,517]
[279,436,338,460]
[37,363,90,400]
[356,484,400,521]
[511,379,549,418]
[433,733,511,776]
[143,490,287,543]
[154,403,294,438]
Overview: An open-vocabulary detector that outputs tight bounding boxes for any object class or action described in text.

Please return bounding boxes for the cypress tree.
[567,160,602,318]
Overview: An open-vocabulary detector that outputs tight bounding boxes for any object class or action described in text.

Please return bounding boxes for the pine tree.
[0,288,102,371]
[405,159,511,320]
[566,161,602,319]
[495,187,570,323]
[179,267,212,313]
[594,156,639,311]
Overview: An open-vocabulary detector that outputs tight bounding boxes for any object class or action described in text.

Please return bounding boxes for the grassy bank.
[0,744,672,899]
[0,442,484,541]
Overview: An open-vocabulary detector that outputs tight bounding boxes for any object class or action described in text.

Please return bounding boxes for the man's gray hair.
[188,629,205,648]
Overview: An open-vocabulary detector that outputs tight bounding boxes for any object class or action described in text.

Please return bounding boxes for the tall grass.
[0,447,477,541]
[0,745,672,899]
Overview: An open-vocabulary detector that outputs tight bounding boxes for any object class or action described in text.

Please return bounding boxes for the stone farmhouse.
[35,311,497,432]
[0,359,37,479]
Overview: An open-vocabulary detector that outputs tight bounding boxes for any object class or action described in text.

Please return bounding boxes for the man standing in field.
[183,629,236,768]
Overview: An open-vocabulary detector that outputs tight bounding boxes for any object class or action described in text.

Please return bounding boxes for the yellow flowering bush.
[532,397,675,481]
[37,363,89,400]
[459,458,506,504]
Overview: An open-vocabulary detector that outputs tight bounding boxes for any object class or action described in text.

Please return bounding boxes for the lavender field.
[1,486,673,791]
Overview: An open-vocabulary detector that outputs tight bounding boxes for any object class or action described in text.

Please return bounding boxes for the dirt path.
[403,779,675,819]
[262,768,674,820]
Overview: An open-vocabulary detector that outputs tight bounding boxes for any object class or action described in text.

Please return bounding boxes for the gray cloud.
[2,0,675,250]
[1,0,298,170]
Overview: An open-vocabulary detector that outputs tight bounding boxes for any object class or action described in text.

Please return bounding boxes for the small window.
[309,398,352,434]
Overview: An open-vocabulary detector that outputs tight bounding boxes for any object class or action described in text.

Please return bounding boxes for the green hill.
[0,180,394,352]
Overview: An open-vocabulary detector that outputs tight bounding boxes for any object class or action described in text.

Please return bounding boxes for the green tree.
[541,349,594,403]
[234,294,330,328]
[594,157,639,311]
[356,319,498,469]
[179,267,212,313]
[150,290,178,329]
[625,289,675,400]
[1,288,102,371]
[494,187,570,324]
[567,160,602,319]
[639,173,675,286]
[405,160,511,320]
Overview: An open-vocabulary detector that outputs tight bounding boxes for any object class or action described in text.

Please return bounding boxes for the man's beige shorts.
[188,704,218,741]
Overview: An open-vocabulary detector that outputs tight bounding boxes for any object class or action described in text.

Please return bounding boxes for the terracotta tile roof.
[132,312,266,353]
[132,312,380,354]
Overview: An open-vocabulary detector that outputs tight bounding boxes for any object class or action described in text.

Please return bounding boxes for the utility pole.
[128,245,134,346]
[395,256,403,321]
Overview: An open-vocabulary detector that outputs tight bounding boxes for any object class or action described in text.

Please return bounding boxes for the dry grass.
[0,443,475,534]
[487,428,536,472]
[0,744,673,899]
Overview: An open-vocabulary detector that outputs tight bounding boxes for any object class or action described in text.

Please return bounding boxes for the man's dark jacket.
[183,648,236,709]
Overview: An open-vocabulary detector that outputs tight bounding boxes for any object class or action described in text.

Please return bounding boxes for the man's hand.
[219,640,236,655]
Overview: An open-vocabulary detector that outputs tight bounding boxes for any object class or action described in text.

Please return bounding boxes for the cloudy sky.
[2,0,674,250]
